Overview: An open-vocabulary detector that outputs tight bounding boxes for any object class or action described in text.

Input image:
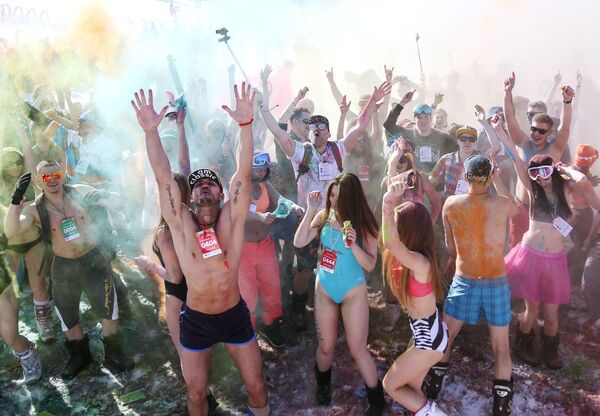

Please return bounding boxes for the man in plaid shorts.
[422,155,517,416]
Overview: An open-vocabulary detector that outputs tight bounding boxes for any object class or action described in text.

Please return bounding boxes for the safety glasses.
[458,136,477,143]
[527,165,553,180]
[309,123,328,131]
[253,152,270,167]
[530,126,549,135]
[41,171,63,183]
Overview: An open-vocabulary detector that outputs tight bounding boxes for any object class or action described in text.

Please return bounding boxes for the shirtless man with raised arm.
[131,84,269,416]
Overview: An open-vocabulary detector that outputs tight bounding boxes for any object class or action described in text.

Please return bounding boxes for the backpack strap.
[327,142,343,173]
[295,142,313,183]
[34,193,51,244]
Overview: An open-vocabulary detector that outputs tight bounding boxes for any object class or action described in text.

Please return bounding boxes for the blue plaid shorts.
[444,275,511,327]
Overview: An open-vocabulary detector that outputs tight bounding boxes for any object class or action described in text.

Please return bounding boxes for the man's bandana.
[188,169,223,191]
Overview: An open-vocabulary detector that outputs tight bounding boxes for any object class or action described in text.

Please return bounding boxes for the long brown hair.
[322,173,378,243]
[528,154,571,219]
[382,201,443,309]
[152,173,191,250]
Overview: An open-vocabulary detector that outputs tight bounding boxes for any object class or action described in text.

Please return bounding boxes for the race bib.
[249,203,257,213]
[195,228,223,258]
[61,218,81,241]
[552,217,573,237]
[318,162,335,181]
[418,146,433,163]
[319,248,337,274]
[358,165,370,182]
[75,157,90,175]
[455,179,469,195]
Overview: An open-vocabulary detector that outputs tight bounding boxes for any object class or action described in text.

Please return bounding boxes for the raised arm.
[381,183,430,275]
[4,173,36,239]
[337,95,351,140]
[223,83,255,226]
[544,71,562,109]
[259,64,272,110]
[176,104,191,176]
[278,87,308,124]
[503,72,528,147]
[475,104,502,156]
[493,111,532,193]
[294,191,323,248]
[342,81,391,152]
[326,67,357,120]
[131,89,183,229]
[11,119,36,175]
[377,65,394,119]
[383,89,415,138]
[550,85,575,156]
[260,105,296,157]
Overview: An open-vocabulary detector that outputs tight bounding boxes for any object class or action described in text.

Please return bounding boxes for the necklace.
[45,195,68,219]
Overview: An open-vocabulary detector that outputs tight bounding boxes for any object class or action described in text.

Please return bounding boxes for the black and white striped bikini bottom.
[409,307,449,353]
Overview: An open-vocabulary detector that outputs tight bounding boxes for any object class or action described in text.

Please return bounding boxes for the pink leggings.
[238,236,282,326]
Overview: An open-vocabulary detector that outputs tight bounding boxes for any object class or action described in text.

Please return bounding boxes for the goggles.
[577,155,597,161]
[309,123,328,131]
[253,152,271,168]
[41,171,63,183]
[458,136,477,143]
[527,165,554,180]
[413,104,433,116]
[530,126,549,135]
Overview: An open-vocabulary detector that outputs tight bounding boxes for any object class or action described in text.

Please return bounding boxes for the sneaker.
[13,345,42,384]
[259,320,285,348]
[34,302,55,343]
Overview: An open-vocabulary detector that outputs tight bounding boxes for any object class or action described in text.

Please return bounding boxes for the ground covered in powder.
[1,256,599,415]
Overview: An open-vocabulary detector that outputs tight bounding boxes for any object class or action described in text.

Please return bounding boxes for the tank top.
[251,182,270,213]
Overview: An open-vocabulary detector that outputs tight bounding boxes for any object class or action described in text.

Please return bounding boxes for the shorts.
[165,279,187,303]
[505,243,570,305]
[295,238,320,272]
[409,307,448,352]
[52,247,118,331]
[179,298,255,352]
[444,275,511,327]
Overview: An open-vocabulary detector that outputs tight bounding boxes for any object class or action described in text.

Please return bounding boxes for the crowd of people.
[0,58,598,416]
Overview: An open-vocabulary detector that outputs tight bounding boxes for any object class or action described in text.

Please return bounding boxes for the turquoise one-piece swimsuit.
[316,221,366,303]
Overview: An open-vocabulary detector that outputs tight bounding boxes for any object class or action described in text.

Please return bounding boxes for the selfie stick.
[415,33,424,77]
[216,27,250,83]
[166,54,196,134]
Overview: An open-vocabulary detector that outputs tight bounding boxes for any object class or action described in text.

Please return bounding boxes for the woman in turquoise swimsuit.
[295,173,384,415]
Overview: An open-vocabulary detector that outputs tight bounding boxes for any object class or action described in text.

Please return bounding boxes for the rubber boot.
[541,333,562,369]
[314,363,331,406]
[290,291,308,331]
[492,378,513,416]
[13,344,42,384]
[513,327,540,367]
[102,333,134,372]
[62,335,92,379]
[422,362,448,400]
[365,380,385,416]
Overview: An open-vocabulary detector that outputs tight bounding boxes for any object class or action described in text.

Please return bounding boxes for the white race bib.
[552,217,573,237]
[318,162,335,181]
[455,179,469,195]
[418,146,433,163]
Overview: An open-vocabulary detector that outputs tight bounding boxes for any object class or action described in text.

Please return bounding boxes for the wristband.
[563,100,572,104]
[238,118,253,127]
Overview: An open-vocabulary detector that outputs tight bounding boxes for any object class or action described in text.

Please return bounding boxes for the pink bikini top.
[390,259,434,298]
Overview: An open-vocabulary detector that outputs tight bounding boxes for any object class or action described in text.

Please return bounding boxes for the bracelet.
[238,118,253,127]
[563,100,572,104]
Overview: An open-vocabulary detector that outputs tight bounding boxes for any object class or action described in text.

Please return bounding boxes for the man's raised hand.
[474,104,486,124]
[222,82,255,124]
[131,89,168,133]
[504,72,516,92]
[296,87,309,101]
[399,89,416,107]
[339,95,351,115]
[562,85,576,102]
[384,65,394,84]
[372,81,392,103]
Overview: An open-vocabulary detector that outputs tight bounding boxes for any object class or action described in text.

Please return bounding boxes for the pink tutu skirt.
[504,243,571,305]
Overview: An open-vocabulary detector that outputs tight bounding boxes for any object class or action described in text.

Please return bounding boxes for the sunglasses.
[527,165,553,180]
[253,153,270,167]
[41,171,63,183]
[530,126,549,135]
[458,136,477,143]
[309,123,328,131]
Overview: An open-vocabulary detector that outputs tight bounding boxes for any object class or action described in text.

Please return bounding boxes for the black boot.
[102,333,134,372]
[492,378,513,416]
[62,335,92,379]
[365,380,385,416]
[314,363,331,406]
[514,327,540,367]
[541,333,562,369]
[422,362,448,400]
[290,291,308,331]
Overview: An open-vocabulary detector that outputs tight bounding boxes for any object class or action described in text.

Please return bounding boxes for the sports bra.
[390,258,434,298]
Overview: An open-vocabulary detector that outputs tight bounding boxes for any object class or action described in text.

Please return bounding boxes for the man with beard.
[131,84,269,416]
